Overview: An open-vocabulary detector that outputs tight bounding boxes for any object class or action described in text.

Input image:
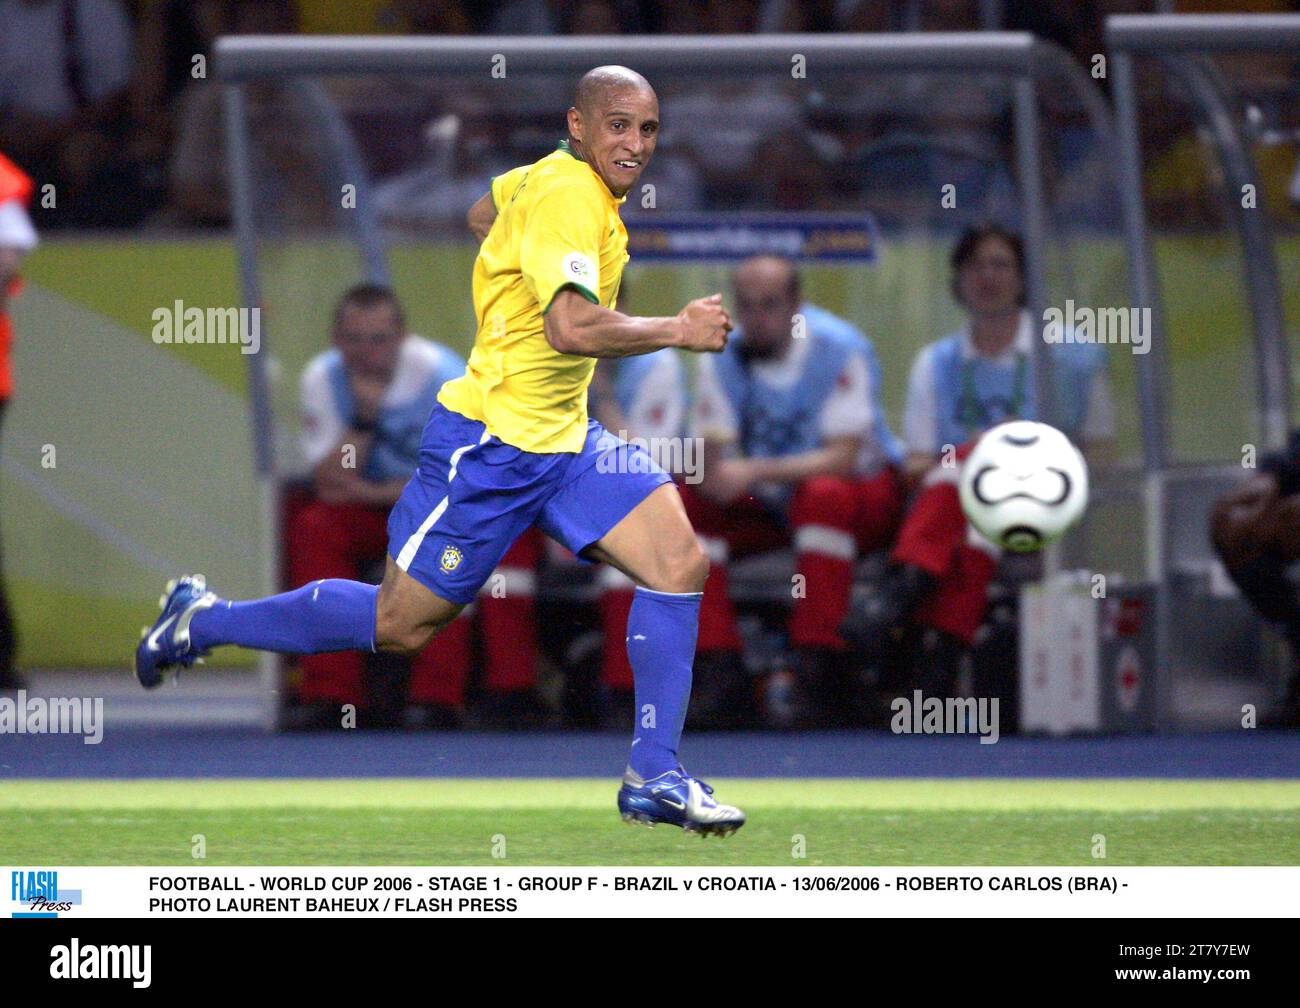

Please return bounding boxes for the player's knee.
[374,594,456,657]
[653,538,710,594]
[373,604,419,656]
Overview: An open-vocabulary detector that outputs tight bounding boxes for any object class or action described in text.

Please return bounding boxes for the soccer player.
[135,66,745,834]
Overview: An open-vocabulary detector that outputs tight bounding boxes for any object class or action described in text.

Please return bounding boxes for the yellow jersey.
[437,141,629,453]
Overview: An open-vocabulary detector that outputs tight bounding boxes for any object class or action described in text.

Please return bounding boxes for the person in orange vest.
[0,153,37,690]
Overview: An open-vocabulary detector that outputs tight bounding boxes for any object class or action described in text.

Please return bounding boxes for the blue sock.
[626,586,700,779]
[190,579,378,654]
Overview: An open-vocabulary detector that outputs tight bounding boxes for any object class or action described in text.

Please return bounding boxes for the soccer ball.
[958,420,1089,553]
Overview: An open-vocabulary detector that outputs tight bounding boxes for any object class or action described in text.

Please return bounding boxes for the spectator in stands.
[687,254,906,728]
[295,0,472,34]
[659,78,803,208]
[290,284,549,729]
[372,94,517,230]
[477,0,556,34]
[130,0,228,218]
[1211,428,1300,727]
[558,0,623,34]
[158,0,332,229]
[750,124,839,211]
[0,0,137,228]
[840,224,1114,703]
[0,151,35,691]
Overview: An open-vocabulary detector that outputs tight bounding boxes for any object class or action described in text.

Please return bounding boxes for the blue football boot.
[618,766,746,837]
[135,575,219,689]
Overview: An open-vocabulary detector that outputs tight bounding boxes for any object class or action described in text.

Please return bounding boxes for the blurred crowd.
[1,0,1295,234]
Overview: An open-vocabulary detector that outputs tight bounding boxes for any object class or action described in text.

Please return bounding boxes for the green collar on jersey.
[556,137,625,204]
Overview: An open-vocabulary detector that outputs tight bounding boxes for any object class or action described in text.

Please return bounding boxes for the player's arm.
[1211,472,1280,570]
[900,345,941,486]
[699,436,860,505]
[311,430,408,507]
[467,191,496,243]
[301,364,354,495]
[747,436,861,483]
[544,288,730,358]
[305,369,405,506]
[523,181,729,357]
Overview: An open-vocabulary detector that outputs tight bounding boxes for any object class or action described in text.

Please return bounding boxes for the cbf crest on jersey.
[439,545,464,573]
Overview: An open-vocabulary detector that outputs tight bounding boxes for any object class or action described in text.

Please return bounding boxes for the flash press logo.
[11,870,81,917]
[50,939,151,988]
[152,299,261,355]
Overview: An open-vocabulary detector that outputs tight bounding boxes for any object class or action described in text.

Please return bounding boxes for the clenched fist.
[677,293,732,352]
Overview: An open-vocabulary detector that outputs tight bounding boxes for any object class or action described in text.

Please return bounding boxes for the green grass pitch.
[3,779,1299,865]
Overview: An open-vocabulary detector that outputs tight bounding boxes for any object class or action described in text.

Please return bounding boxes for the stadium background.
[1,0,1299,867]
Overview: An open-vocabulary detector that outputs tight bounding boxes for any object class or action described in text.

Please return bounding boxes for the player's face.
[334,302,403,382]
[957,237,1023,318]
[570,89,659,198]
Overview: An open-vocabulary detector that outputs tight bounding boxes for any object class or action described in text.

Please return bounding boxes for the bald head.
[574,65,655,118]
[731,255,801,359]
[733,255,799,300]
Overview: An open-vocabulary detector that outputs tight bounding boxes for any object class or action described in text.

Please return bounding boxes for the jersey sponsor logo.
[562,252,595,285]
[439,545,464,573]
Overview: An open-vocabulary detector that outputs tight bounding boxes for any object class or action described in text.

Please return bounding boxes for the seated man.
[291,283,544,727]
[841,224,1114,701]
[686,254,905,728]
[1211,428,1300,728]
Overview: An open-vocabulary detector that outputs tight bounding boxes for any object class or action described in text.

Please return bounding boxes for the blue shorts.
[388,402,671,605]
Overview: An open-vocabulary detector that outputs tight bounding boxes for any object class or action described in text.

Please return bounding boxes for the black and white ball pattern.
[958,421,1089,553]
